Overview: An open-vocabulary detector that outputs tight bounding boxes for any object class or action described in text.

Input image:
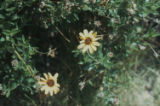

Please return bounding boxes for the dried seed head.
[79,81,85,91]
[108,52,114,58]
[139,45,146,50]
[34,75,41,81]
[94,20,102,27]
[11,59,18,66]
[114,98,119,105]
[109,35,114,40]
[48,48,56,58]
[40,2,45,8]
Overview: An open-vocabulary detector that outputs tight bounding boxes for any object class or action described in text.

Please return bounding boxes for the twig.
[55,27,71,43]
[24,94,37,106]
[147,42,159,58]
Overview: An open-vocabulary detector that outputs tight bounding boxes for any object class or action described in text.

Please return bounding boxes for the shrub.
[0,0,160,105]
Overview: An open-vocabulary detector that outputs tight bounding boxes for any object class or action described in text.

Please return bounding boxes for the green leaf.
[12,14,19,20]
[0,37,5,42]
[10,82,18,90]
[6,7,16,12]
[10,27,20,36]
[0,14,5,19]
[82,5,92,11]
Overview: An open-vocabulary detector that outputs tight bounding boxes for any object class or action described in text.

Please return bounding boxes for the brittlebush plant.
[0,0,160,106]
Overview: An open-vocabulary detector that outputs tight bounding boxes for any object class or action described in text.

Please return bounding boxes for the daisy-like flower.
[48,48,56,58]
[38,72,60,96]
[78,29,101,54]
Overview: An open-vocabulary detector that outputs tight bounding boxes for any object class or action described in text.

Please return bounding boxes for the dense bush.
[0,0,160,106]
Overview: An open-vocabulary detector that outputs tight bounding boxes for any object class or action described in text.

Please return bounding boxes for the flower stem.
[14,50,34,76]
[87,52,102,65]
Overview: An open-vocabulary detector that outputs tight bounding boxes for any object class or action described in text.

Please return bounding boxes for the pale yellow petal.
[77,43,85,49]
[79,32,85,40]
[91,45,97,51]
[44,89,49,95]
[82,46,89,53]
[40,86,47,91]
[89,31,93,35]
[40,78,46,82]
[49,90,54,96]
[38,81,46,85]
[89,46,94,54]
[48,72,54,79]
[43,73,48,79]
[93,42,100,46]
[94,37,101,41]
[80,40,85,44]
[56,83,60,88]
[93,32,97,37]
[83,29,88,36]
[96,35,103,40]
[54,87,60,94]
[53,73,59,79]
[89,36,96,41]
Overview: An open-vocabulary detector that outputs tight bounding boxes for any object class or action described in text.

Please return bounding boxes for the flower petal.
[44,89,49,95]
[48,72,53,78]
[56,83,60,88]
[94,37,102,41]
[40,78,46,82]
[83,29,88,36]
[78,43,85,49]
[50,90,54,96]
[93,32,97,37]
[93,42,100,46]
[43,73,48,79]
[79,32,85,40]
[89,30,93,35]
[41,86,47,91]
[54,73,59,79]
[80,40,84,44]
[53,87,60,94]
[91,45,97,51]
[38,81,46,85]
[82,46,89,53]
[89,46,94,54]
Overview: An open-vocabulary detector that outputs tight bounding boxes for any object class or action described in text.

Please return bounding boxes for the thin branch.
[55,27,71,43]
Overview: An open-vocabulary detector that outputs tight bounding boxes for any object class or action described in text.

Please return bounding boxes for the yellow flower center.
[85,37,92,45]
[47,79,54,87]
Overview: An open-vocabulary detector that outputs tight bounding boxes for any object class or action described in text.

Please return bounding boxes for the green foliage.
[0,0,160,105]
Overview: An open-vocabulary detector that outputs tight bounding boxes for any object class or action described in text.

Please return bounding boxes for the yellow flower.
[78,29,101,54]
[38,72,60,96]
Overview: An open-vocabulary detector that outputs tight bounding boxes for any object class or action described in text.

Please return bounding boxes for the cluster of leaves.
[0,0,160,105]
